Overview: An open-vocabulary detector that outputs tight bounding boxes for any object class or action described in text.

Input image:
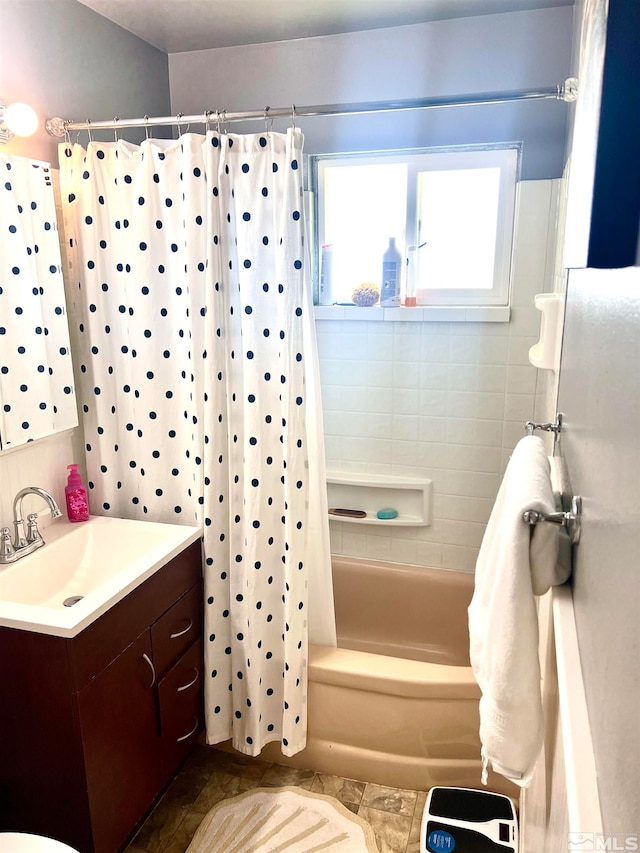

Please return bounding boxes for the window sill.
[313,305,510,323]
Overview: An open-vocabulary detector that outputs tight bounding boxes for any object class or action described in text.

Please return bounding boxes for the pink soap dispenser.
[65,464,89,522]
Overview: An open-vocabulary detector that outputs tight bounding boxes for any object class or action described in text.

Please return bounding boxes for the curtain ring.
[203,110,211,133]
[264,106,271,133]
[222,109,227,134]
[291,104,296,130]
[174,114,190,136]
[113,116,120,142]
[143,115,151,140]
[64,124,72,147]
[86,118,93,143]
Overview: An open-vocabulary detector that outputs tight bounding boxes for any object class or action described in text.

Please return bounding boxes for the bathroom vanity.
[0,521,203,853]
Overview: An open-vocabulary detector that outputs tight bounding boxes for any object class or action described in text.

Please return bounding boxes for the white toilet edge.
[0,833,80,852]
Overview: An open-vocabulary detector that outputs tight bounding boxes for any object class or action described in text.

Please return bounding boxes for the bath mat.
[186,785,379,853]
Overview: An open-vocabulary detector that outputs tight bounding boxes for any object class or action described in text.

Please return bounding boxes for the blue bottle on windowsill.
[380,238,401,307]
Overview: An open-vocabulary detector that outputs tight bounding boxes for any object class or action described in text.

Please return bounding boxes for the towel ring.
[523,495,582,545]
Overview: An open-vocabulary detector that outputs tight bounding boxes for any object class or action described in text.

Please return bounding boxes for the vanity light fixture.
[0,100,39,143]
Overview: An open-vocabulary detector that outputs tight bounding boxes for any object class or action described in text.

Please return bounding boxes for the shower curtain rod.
[45,78,577,136]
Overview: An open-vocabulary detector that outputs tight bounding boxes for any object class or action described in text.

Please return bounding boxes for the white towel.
[468,435,570,787]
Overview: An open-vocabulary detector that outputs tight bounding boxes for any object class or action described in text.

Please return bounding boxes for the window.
[312,145,519,308]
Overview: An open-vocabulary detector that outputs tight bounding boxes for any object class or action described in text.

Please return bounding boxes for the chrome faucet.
[0,487,63,564]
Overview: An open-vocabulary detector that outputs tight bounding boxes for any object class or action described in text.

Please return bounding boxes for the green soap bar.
[376,508,398,519]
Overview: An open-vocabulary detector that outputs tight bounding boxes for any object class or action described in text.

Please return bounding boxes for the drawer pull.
[177,667,199,693]
[142,653,156,688]
[176,716,199,742]
[170,618,193,640]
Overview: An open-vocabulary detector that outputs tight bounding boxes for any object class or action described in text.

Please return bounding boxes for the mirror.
[0,152,78,450]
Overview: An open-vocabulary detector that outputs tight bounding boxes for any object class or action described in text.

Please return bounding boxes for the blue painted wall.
[0,0,171,165]
[169,8,574,179]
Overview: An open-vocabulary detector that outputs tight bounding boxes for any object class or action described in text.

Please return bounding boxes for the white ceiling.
[76,0,574,53]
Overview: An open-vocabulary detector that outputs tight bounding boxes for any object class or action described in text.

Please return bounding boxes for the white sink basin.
[0,516,201,637]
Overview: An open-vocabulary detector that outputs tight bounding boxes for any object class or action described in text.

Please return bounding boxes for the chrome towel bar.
[523,495,582,545]
[525,412,563,437]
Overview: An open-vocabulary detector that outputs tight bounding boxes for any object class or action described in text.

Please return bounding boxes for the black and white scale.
[419,787,519,852]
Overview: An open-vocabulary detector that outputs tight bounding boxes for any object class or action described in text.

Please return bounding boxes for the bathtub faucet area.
[0,487,63,564]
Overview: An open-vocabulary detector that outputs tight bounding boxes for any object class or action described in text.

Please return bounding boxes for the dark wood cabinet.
[78,631,162,853]
[158,637,204,784]
[0,539,203,853]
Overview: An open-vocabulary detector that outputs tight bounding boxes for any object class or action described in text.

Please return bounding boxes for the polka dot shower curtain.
[60,128,336,757]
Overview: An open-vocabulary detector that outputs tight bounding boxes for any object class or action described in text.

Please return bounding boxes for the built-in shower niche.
[326,472,432,526]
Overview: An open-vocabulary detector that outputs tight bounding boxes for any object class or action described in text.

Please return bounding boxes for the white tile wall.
[318,180,559,571]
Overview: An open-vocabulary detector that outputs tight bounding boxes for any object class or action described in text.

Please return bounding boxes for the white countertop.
[0,515,201,638]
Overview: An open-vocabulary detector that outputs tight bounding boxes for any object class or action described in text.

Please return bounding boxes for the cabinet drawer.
[157,637,203,783]
[151,581,202,677]
[70,540,202,692]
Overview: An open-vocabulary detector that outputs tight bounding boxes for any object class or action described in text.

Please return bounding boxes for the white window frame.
[311,144,520,309]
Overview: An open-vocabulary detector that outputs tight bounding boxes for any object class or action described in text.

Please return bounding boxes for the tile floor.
[126,745,427,853]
